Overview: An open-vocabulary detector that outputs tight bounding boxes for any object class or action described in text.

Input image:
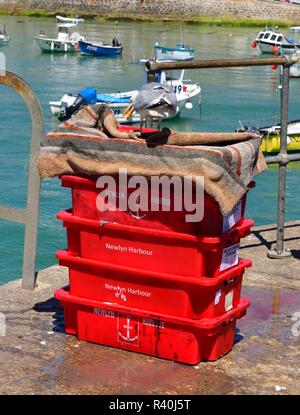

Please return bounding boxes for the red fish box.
[54,286,250,365]
[56,249,251,320]
[61,175,255,236]
[57,209,254,277]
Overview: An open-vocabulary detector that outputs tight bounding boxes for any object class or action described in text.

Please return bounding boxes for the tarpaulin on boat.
[37,104,266,215]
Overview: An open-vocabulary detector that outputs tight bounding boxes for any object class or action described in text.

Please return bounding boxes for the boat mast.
[180,26,184,45]
[115,21,118,40]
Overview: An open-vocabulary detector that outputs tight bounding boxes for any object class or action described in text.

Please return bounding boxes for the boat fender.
[251,41,257,48]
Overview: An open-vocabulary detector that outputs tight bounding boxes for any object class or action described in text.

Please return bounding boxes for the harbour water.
[0,16,300,284]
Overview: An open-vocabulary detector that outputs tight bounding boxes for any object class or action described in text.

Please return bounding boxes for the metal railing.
[146,56,300,258]
[0,71,43,290]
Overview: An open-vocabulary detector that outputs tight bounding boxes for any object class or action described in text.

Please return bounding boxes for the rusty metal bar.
[0,71,44,290]
[146,56,300,259]
[145,56,299,74]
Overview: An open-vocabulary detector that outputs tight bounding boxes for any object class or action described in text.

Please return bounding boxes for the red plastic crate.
[61,175,255,236]
[57,210,254,277]
[55,286,250,365]
[56,249,251,319]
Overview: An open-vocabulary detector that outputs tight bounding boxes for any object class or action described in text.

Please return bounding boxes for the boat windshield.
[164,70,183,81]
[263,33,271,40]
[58,26,69,34]
[176,42,189,49]
[0,24,6,35]
[258,32,264,39]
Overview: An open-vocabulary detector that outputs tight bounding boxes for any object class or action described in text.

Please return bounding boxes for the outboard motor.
[58,87,97,121]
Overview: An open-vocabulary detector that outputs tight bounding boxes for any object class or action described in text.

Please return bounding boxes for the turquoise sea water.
[0,17,299,284]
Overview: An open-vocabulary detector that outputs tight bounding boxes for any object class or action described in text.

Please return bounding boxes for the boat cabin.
[0,23,7,36]
[256,30,284,44]
[57,24,76,41]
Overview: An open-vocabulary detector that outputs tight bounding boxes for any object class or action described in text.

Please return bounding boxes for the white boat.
[154,42,194,61]
[289,50,300,77]
[0,23,10,45]
[153,27,194,62]
[35,24,84,53]
[56,15,84,24]
[252,27,300,54]
[49,69,201,124]
[274,49,300,77]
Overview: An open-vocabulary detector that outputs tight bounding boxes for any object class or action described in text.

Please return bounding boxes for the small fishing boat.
[237,121,300,154]
[154,27,194,61]
[35,24,84,53]
[289,50,300,78]
[259,120,300,153]
[79,39,122,56]
[252,26,300,54]
[79,21,122,57]
[154,43,194,61]
[56,15,84,24]
[0,23,10,45]
[49,69,201,123]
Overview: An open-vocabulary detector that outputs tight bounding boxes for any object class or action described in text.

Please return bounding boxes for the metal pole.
[145,56,298,72]
[268,65,292,259]
[266,153,300,164]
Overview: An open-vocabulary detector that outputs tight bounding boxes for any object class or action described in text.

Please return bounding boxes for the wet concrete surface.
[0,222,300,395]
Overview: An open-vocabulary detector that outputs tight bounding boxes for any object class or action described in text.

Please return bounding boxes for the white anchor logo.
[118,317,139,344]
[129,196,147,219]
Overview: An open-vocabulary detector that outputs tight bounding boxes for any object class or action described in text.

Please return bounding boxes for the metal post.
[0,71,44,289]
[268,65,292,259]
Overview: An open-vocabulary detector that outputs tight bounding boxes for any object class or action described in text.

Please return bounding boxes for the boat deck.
[0,221,300,395]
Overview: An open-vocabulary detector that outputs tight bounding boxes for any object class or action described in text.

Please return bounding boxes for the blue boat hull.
[79,41,122,56]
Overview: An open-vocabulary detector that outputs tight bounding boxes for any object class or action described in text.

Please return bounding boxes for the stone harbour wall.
[1,0,300,23]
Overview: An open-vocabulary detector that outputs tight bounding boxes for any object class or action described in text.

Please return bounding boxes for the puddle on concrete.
[29,285,300,394]
[239,286,300,344]
[39,347,238,394]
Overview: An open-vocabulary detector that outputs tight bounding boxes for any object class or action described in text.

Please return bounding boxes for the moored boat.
[238,120,300,154]
[0,23,10,45]
[79,39,122,56]
[56,15,84,24]
[289,50,300,77]
[154,42,194,61]
[154,27,194,61]
[49,69,201,123]
[35,24,84,53]
[259,120,300,153]
[252,27,300,55]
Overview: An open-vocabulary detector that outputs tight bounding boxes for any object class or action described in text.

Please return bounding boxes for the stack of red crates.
[55,172,254,365]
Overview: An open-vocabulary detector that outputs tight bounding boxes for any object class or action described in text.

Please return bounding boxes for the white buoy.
[185,102,193,110]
